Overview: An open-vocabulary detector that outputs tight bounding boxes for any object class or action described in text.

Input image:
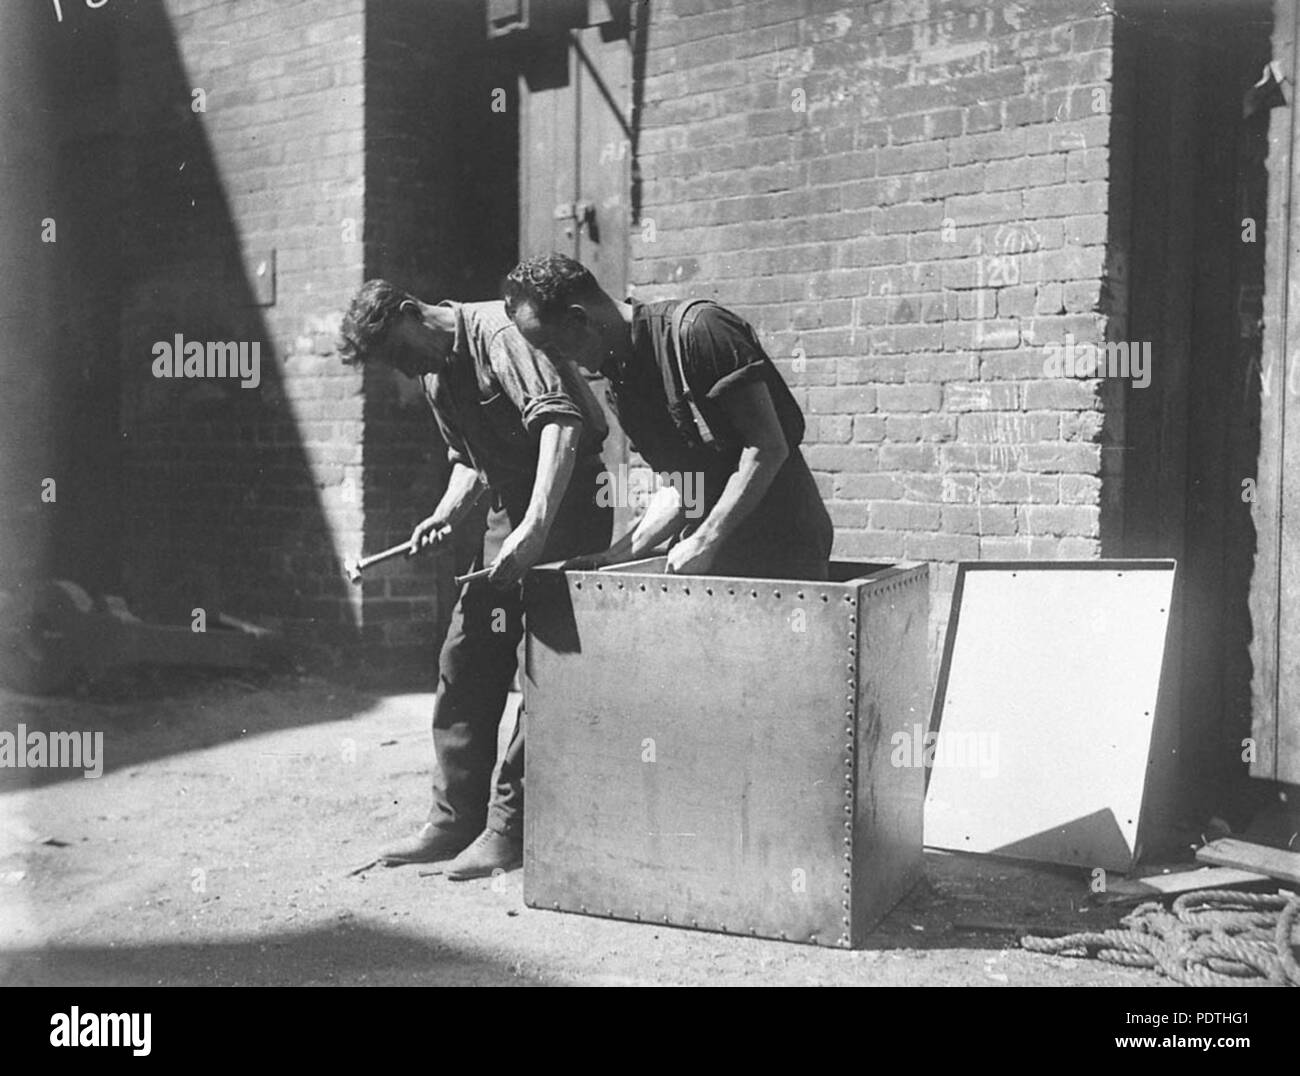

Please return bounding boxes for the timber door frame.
[1251,0,1300,785]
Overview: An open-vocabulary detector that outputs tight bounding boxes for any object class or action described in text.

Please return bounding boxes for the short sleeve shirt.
[424,300,607,495]
[609,300,832,578]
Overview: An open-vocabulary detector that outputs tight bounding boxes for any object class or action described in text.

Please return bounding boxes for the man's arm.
[409,461,485,553]
[576,485,686,569]
[413,380,486,552]
[487,416,582,585]
[665,380,788,575]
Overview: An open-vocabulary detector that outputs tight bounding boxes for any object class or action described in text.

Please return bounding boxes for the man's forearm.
[434,461,486,527]
[602,486,685,564]
[693,444,787,548]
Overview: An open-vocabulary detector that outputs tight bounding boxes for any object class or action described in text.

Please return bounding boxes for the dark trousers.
[427,467,611,838]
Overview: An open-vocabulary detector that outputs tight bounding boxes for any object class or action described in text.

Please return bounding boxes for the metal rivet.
[844,804,852,814]
[575,582,582,590]
[660,585,668,592]
[705,587,713,596]
[774,590,781,599]
[843,837,851,846]
[683,587,690,596]
[821,595,829,603]
[727,588,735,596]
[750,590,758,598]
[638,583,646,591]
[553,902,560,909]
[595,582,602,591]
[797,591,805,600]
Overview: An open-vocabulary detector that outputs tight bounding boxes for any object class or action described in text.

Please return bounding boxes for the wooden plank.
[1275,0,1300,785]
[1095,866,1272,904]
[1195,837,1300,885]
[518,43,577,260]
[574,24,630,298]
[1250,0,1300,780]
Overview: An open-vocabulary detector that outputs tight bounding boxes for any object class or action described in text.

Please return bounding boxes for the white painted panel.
[923,563,1176,872]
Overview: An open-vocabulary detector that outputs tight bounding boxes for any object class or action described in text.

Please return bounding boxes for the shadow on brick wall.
[3,2,365,701]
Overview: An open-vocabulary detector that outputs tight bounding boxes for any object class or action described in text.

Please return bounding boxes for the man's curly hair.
[338,279,415,365]
[503,252,601,323]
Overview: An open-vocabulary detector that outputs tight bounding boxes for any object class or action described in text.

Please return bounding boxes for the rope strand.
[1021,889,1300,987]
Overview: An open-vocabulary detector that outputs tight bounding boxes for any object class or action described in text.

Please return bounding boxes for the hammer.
[344,541,417,585]
[346,531,491,587]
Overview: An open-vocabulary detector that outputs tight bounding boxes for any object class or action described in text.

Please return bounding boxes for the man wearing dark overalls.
[503,254,832,581]
[339,280,611,878]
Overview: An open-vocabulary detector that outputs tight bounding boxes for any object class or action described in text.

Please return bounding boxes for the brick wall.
[116,0,367,658]
[630,0,1122,659]
[19,0,511,684]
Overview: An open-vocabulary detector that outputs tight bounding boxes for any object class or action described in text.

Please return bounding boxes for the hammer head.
[345,558,363,585]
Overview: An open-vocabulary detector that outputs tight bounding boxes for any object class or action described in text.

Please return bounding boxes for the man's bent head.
[504,252,623,374]
[339,279,448,377]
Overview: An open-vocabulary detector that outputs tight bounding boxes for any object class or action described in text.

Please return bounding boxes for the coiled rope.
[1021,889,1300,987]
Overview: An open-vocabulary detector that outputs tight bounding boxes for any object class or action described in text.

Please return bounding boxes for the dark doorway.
[1114,0,1280,824]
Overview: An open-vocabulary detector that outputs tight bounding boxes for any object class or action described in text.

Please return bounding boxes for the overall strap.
[666,298,717,448]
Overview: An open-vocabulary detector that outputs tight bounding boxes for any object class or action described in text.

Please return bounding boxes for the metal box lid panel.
[523,560,930,946]
[923,561,1177,872]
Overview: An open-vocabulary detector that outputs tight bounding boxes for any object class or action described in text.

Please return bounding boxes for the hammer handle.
[454,567,494,586]
[357,540,416,572]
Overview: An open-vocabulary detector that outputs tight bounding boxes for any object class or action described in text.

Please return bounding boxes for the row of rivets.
[845,598,857,875]
[551,904,851,948]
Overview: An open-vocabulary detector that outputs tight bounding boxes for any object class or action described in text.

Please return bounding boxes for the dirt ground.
[0,671,1167,987]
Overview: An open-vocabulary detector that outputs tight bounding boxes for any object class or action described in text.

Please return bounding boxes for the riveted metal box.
[522,558,930,948]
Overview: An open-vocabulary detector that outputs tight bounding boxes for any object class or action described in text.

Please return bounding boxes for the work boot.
[444,827,522,881]
[379,823,475,866]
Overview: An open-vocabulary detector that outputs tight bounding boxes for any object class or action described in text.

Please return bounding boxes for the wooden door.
[518,2,634,533]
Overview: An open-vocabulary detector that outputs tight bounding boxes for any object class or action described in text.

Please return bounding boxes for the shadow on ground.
[0,670,384,791]
[0,920,551,987]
